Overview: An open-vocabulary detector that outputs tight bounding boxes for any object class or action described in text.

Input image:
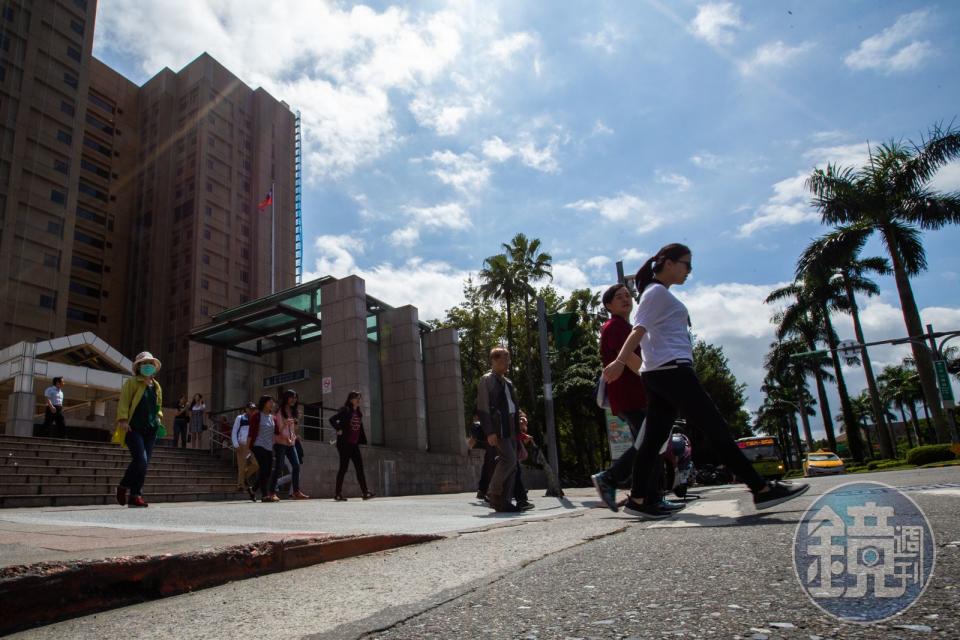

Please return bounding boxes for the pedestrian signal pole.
[536,297,562,496]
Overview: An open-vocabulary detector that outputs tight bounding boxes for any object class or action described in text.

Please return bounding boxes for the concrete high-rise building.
[0,0,295,409]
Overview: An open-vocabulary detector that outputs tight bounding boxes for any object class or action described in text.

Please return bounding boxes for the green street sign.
[549,312,577,349]
[790,350,828,359]
[934,360,955,408]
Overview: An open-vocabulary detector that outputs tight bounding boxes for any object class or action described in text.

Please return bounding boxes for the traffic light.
[549,312,577,349]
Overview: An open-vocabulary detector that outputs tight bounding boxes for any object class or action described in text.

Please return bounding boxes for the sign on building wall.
[322,376,333,394]
[263,368,310,388]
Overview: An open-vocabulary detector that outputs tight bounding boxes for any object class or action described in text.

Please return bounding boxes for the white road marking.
[647,499,743,528]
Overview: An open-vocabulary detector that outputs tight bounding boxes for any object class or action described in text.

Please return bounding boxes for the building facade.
[0,0,295,411]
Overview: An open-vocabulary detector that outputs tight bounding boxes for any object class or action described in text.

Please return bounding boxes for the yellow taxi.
[803,450,846,477]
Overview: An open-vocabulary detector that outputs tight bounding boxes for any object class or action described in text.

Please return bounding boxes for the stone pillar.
[320,276,370,418]
[3,341,37,436]
[379,305,427,451]
[423,328,467,455]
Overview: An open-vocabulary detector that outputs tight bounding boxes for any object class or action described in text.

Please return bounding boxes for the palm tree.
[797,232,895,458]
[770,309,839,452]
[478,253,518,359]
[806,123,960,444]
[763,339,818,453]
[563,288,603,334]
[879,364,922,449]
[767,275,867,462]
[503,233,552,415]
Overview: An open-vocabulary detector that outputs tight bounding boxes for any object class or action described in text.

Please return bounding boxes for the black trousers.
[632,366,765,503]
[478,444,497,494]
[44,406,66,438]
[336,442,368,495]
[252,445,274,498]
[173,418,188,448]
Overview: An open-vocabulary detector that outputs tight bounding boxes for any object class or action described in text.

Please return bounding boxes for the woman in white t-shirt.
[603,243,808,518]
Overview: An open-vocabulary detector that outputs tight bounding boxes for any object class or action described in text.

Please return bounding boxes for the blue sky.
[94,1,960,436]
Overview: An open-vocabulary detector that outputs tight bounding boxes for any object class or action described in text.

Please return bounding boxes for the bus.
[736,436,786,480]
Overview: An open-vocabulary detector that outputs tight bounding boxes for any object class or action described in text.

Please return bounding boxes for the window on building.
[39,294,56,310]
[206,182,212,192]
[240,270,249,283]
[76,206,106,226]
[202,254,210,265]
[47,221,62,236]
[240,247,249,259]
[200,304,209,316]
[66,45,81,62]
[63,72,78,89]
[0,65,6,82]
[74,230,104,249]
[83,136,111,156]
[87,93,114,114]
[73,0,88,10]
[3,7,14,20]
[44,253,59,268]
[201,279,209,290]
[50,189,66,205]
[80,158,109,179]
[57,130,72,144]
[0,34,10,51]
[205,206,212,217]
[71,255,102,273]
[203,228,211,240]
[70,19,84,35]
[67,307,98,324]
[60,100,75,116]
[69,280,100,298]
[78,181,107,202]
[53,159,69,174]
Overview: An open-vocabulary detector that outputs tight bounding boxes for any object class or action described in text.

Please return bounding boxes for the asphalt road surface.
[11,467,959,640]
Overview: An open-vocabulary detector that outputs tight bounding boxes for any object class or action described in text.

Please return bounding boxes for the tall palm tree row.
[806,123,960,444]
[797,232,896,458]
[767,274,868,462]
[763,339,822,453]
[878,363,924,449]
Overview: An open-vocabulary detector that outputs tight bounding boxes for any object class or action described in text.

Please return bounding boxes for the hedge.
[905,445,957,466]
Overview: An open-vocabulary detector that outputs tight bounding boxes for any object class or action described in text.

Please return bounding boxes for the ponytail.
[633,243,692,294]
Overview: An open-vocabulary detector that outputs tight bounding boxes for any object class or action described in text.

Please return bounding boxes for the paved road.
[9,468,959,639]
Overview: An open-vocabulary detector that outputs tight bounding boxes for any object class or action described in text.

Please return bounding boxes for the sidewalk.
[0,488,596,568]
[0,489,597,634]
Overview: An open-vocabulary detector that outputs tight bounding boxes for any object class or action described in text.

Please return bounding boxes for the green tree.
[478,253,518,358]
[878,363,922,449]
[692,339,752,439]
[807,123,960,443]
[763,339,820,453]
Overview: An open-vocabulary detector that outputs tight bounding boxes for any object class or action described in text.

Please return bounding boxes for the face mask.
[140,364,157,377]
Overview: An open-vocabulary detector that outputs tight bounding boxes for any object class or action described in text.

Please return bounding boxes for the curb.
[0,533,439,635]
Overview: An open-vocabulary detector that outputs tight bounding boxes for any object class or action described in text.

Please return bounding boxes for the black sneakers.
[622,499,672,520]
[517,501,535,511]
[753,480,810,510]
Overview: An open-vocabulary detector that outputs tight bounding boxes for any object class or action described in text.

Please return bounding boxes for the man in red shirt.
[592,283,682,514]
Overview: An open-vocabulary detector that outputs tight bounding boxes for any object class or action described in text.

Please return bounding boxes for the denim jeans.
[120,430,156,497]
[270,444,300,494]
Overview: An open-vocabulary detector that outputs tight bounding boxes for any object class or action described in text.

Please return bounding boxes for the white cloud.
[565,193,661,232]
[844,10,935,74]
[738,40,813,75]
[931,161,960,192]
[689,2,742,46]
[423,150,491,195]
[738,141,873,236]
[580,25,623,54]
[592,120,614,136]
[94,1,537,180]
[389,202,471,248]
[551,260,594,294]
[655,170,692,191]
[303,236,471,321]
[689,152,724,170]
[585,256,612,270]
[481,132,564,173]
[621,248,647,263]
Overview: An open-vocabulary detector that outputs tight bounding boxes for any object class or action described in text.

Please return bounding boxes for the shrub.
[905,445,957,466]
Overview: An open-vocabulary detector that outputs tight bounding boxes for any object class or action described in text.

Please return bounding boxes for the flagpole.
[270,181,275,294]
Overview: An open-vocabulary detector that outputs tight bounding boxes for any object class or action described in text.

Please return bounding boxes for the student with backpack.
[231,402,259,500]
[603,243,808,518]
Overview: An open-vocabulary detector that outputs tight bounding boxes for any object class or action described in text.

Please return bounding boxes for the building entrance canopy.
[189,277,418,357]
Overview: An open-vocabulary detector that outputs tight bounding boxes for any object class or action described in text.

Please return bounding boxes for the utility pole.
[536,297,562,496]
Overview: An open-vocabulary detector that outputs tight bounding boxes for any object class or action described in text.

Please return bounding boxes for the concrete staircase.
[0,435,244,508]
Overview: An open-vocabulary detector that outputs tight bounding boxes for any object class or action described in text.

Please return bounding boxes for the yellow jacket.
[116,376,163,424]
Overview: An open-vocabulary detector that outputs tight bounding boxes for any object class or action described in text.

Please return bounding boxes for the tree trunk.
[807,339,838,453]
[844,277,894,458]
[861,420,874,459]
[898,403,914,449]
[883,228,950,442]
[505,294,514,370]
[907,402,922,447]
[822,306,865,462]
[798,395,815,453]
[790,413,804,467]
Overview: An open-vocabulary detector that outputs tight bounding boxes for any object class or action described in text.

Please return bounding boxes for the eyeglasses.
[676,260,692,271]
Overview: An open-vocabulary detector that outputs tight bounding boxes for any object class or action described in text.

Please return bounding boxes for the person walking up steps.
[329,391,374,501]
[603,244,809,519]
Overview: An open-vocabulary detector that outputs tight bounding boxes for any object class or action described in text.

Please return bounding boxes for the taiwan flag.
[257,187,273,210]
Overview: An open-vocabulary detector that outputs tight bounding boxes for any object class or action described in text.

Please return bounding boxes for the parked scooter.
[695,463,734,486]
[661,427,694,499]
